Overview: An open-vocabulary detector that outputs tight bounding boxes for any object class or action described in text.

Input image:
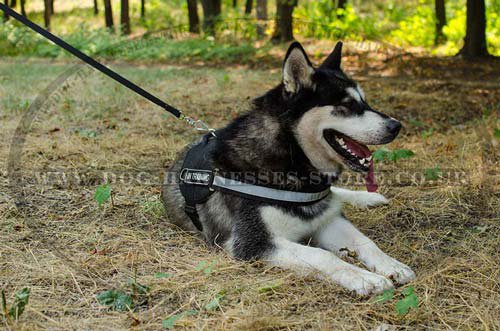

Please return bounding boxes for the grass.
[0,44,499,329]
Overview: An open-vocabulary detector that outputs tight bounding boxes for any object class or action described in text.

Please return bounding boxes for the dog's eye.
[341,99,363,114]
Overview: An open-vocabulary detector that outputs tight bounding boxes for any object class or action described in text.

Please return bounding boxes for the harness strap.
[211,176,331,204]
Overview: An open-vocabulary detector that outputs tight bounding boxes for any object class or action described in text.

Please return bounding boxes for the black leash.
[0,4,215,134]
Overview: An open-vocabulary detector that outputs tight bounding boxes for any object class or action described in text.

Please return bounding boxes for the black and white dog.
[162,42,415,295]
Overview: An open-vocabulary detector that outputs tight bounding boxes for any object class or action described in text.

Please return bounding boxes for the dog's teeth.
[360,158,366,165]
[366,156,372,162]
[339,138,344,144]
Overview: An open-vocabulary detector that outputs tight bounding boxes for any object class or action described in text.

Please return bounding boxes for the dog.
[162,41,415,295]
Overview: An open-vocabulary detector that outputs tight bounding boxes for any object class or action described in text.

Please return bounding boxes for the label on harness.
[180,169,213,186]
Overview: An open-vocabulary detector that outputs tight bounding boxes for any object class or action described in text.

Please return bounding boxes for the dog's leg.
[266,237,393,296]
[314,216,416,285]
[330,187,389,208]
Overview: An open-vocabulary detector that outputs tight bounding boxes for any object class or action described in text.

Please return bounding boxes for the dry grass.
[0,48,499,330]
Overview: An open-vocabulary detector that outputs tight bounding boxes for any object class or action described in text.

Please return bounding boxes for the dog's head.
[282,42,401,177]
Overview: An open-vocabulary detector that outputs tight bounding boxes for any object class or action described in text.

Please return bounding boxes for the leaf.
[204,293,224,311]
[203,260,218,274]
[494,128,500,138]
[154,272,172,279]
[421,128,434,138]
[195,261,207,271]
[372,149,390,162]
[8,288,30,320]
[94,184,111,207]
[162,310,198,329]
[96,290,133,311]
[402,286,414,296]
[128,279,150,295]
[162,313,184,329]
[424,167,442,180]
[375,289,394,303]
[395,292,418,315]
[259,281,283,293]
[392,149,415,161]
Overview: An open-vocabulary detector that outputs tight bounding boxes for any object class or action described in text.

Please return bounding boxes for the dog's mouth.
[323,129,378,192]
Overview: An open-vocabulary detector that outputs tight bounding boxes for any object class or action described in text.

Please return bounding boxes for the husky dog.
[162,41,415,295]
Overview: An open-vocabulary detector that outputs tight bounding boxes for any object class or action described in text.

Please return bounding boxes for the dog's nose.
[387,119,402,136]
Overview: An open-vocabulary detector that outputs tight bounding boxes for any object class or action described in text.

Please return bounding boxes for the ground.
[0,44,499,330]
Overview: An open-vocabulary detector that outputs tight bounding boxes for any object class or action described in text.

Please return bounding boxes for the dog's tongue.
[343,137,378,192]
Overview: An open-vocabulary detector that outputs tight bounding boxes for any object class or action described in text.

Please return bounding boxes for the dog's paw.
[372,258,416,285]
[354,192,389,208]
[337,268,394,296]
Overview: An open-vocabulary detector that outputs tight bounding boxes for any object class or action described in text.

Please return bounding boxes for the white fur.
[260,187,416,295]
[330,187,389,208]
[315,215,416,284]
[346,87,362,102]
[267,237,394,296]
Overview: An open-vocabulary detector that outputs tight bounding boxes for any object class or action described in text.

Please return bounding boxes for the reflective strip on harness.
[212,176,331,204]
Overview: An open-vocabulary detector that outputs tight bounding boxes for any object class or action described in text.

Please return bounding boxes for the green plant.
[424,167,443,180]
[1,288,30,322]
[195,260,218,274]
[374,286,419,316]
[372,148,415,163]
[94,184,111,207]
[96,278,150,312]
[162,310,198,329]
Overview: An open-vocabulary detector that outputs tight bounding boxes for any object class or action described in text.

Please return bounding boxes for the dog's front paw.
[356,192,389,208]
[373,258,416,285]
[337,268,394,296]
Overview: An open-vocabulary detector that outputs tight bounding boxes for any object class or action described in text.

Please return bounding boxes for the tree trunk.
[434,0,446,45]
[120,0,130,35]
[20,0,26,16]
[187,0,200,33]
[3,0,9,22]
[336,0,347,18]
[256,0,267,36]
[44,0,51,30]
[50,0,54,14]
[104,0,114,32]
[201,0,221,35]
[141,0,145,19]
[245,0,252,14]
[272,0,297,42]
[232,0,237,8]
[458,0,488,57]
[94,0,99,15]
[9,0,16,7]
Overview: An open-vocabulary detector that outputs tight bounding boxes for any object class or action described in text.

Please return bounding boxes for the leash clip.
[182,115,216,137]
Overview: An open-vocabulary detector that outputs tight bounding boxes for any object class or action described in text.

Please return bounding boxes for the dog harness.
[179,135,332,231]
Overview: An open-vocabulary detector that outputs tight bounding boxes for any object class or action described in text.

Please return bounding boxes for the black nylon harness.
[178,135,332,231]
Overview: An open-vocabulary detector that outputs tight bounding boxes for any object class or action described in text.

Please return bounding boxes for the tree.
[256,0,267,36]
[120,0,130,35]
[104,0,114,32]
[272,0,297,42]
[140,0,145,19]
[43,0,51,30]
[50,0,54,14]
[459,0,488,57]
[245,0,252,14]
[232,0,237,8]
[200,0,221,35]
[9,0,16,7]
[20,0,26,16]
[187,0,200,33]
[336,0,347,18]
[94,0,99,15]
[434,0,446,45]
[3,0,8,22]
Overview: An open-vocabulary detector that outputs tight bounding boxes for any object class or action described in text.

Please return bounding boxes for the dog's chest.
[260,200,342,242]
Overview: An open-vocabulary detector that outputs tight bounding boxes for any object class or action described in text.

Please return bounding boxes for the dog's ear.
[320,41,343,69]
[283,42,314,94]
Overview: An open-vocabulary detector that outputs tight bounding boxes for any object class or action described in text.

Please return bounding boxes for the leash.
[0,4,215,136]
